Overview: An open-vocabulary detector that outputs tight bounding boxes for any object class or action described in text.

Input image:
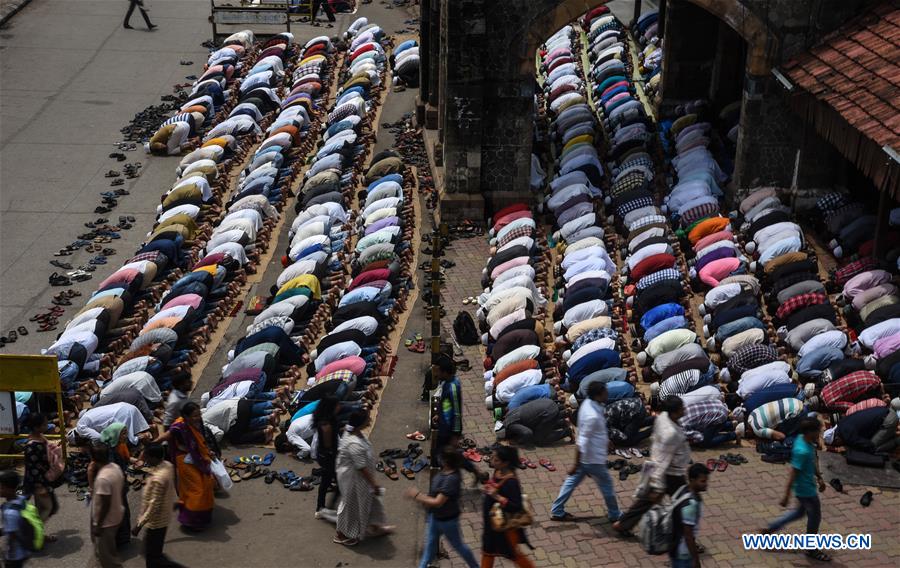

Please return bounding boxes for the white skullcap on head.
[864,354,876,369]
[568,394,579,408]
[553,321,563,335]
[481,333,489,346]
[719,367,731,383]
[706,337,716,351]
[730,406,745,421]
[636,351,648,366]
[823,426,837,445]
[749,261,758,273]
[702,324,710,339]
[649,382,660,397]
[735,422,746,438]
[891,397,900,411]
[828,238,839,250]
[745,241,756,254]
[698,303,707,316]
[485,396,494,410]
[804,383,817,398]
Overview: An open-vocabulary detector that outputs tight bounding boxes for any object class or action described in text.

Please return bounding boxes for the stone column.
[438,0,487,220]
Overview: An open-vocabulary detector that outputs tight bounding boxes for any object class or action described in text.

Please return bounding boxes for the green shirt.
[791,436,817,498]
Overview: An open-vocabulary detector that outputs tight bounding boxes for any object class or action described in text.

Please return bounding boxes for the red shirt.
[631,254,676,282]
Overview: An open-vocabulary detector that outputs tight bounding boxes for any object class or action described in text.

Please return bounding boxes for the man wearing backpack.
[670,463,710,568]
[1,470,31,567]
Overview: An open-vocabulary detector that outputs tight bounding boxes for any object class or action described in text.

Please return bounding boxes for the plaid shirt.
[726,343,778,379]
[658,369,701,401]
[616,195,655,219]
[605,397,646,444]
[834,257,878,287]
[845,397,887,416]
[816,192,851,215]
[629,214,667,234]
[775,292,827,321]
[681,399,729,442]
[611,171,649,197]
[571,327,618,352]
[497,225,534,249]
[613,154,654,177]
[637,268,682,291]
[127,251,164,265]
[310,369,356,386]
[821,371,880,412]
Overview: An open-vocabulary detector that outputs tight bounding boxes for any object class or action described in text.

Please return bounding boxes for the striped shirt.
[658,369,701,401]
[748,397,804,439]
[137,461,176,530]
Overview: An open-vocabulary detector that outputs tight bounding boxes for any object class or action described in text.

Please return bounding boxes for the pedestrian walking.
[430,356,485,482]
[89,442,126,568]
[334,411,394,546]
[311,0,336,23]
[1,471,31,567]
[670,463,710,568]
[123,0,156,30]
[404,446,479,568]
[481,445,534,568]
[22,414,60,543]
[762,418,831,562]
[132,444,184,568]
[550,381,621,522]
[313,396,341,522]
[100,423,133,549]
[613,396,691,536]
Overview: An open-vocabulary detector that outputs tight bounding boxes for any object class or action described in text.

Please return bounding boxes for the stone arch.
[521,0,777,75]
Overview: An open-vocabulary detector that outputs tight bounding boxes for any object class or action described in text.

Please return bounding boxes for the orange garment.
[688,216,729,245]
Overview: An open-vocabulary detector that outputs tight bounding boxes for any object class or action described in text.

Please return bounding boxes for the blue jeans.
[669,553,693,568]
[248,416,270,430]
[697,420,736,448]
[250,401,274,416]
[550,462,621,520]
[768,495,821,534]
[419,514,478,568]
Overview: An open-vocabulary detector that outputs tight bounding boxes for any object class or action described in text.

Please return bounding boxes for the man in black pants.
[311,0,336,23]
[133,444,183,568]
[124,0,156,30]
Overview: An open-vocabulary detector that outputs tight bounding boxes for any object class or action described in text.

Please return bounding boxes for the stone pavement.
[434,236,900,568]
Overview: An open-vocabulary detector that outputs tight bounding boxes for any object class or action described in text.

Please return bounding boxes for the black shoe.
[124,24,134,29]
[148,24,157,30]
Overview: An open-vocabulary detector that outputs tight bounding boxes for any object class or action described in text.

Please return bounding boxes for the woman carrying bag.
[481,445,534,568]
[23,413,61,543]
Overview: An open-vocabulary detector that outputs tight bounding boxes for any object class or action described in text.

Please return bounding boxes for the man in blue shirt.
[763,418,831,562]
[1,470,29,567]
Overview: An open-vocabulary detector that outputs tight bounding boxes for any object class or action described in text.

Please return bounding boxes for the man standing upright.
[550,381,621,522]
[433,355,462,451]
[614,396,691,535]
[124,0,156,30]
[132,444,183,568]
[763,418,831,562]
[89,443,125,568]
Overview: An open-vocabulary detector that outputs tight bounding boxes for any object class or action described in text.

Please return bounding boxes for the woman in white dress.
[333,411,394,546]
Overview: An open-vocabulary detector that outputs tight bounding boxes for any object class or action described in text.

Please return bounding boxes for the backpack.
[9,496,45,552]
[638,486,692,555]
[453,311,479,345]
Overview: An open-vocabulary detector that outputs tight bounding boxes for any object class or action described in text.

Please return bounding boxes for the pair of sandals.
[0,328,27,346]
[400,456,429,479]
[405,333,426,352]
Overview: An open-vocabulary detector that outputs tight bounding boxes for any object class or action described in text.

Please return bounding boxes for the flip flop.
[464,449,483,463]
[410,457,429,472]
[860,491,873,507]
[405,431,426,441]
[829,478,843,493]
[262,452,276,466]
[706,458,718,471]
[539,458,556,471]
[229,470,242,483]
[333,536,358,546]
[383,459,399,480]
[401,462,415,480]
[716,460,728,472]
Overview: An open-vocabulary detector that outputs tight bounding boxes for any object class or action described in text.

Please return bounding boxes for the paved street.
[1,1,898,568]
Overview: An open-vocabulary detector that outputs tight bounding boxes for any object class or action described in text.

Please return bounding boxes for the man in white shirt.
[550,382,621,522]
[276,414,316,460]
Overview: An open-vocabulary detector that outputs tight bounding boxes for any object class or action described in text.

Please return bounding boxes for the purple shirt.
[695,246,737,273]
[365,216,400,235]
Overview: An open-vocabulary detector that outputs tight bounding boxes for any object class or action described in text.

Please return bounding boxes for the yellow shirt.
[276,274,321,300]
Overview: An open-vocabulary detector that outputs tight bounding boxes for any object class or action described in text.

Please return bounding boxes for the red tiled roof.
[782,0,900,150]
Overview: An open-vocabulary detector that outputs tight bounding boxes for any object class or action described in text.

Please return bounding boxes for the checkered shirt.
[775,292,827,321]
[246,316,294,336]
[616,154,654,174]
[127,251,164,265]
[821,371,880,412]
[611,171,649,197]
[629,214,667,234]
[816,192,851,215]
[845,398,887,416]
[636,268,682,291]
[571,327,618,353]
[605,397,646,444]
[497,225,534,249]
[834,257,878,287]
[726,343,778,378]
[681,399,729,442]
[312,369,357,386]
[616,195,655,219]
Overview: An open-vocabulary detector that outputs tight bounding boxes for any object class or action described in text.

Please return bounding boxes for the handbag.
[45,441,64,484]
[488,477,534,531]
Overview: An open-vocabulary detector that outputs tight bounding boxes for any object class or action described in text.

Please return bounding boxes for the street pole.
[429,223,448,481]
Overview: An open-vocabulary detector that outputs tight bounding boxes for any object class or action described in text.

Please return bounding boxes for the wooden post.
[632,0,643,28]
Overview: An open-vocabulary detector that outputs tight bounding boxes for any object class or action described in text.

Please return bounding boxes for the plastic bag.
[210,458,233,492]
